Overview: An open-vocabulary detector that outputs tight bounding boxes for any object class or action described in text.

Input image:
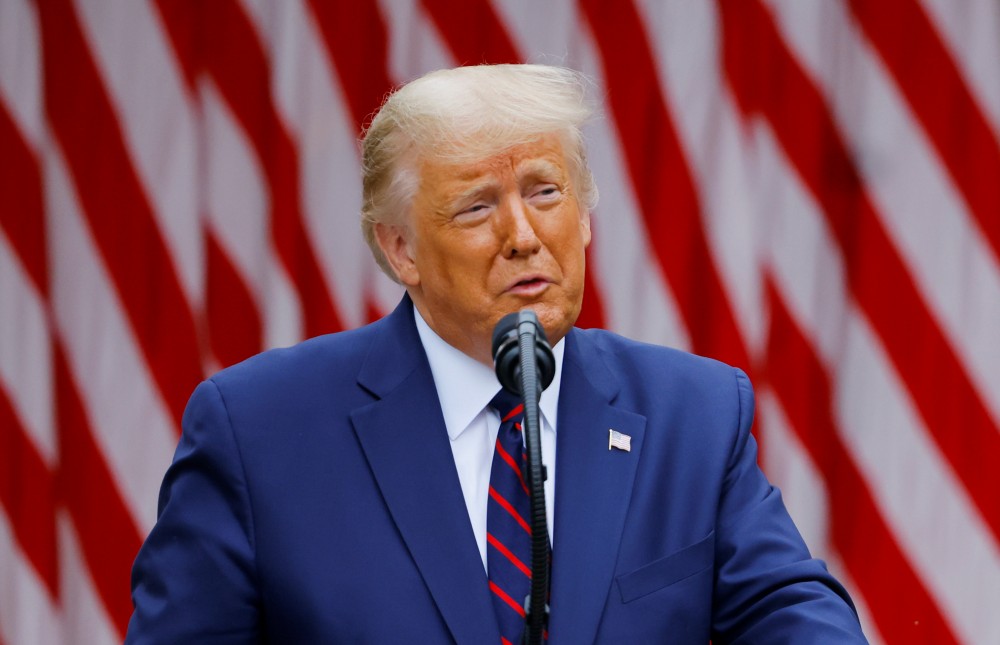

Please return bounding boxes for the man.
[126,64,868,643]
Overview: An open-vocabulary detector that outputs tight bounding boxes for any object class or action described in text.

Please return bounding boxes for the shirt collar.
[414,307,564,441]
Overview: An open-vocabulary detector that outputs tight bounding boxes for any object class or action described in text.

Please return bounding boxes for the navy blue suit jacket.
[126,297,866,643]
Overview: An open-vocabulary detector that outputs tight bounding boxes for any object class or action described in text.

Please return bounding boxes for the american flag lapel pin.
[608,429,631,452]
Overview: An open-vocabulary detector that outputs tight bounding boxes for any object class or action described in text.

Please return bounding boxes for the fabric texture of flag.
[1,1,997,643]
[609,429,632,452]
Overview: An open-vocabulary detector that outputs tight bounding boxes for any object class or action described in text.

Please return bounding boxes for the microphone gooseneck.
[491,310,554,645]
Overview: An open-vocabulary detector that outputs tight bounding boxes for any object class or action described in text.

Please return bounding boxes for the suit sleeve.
[711,369,868,643]
[125,379,261,644]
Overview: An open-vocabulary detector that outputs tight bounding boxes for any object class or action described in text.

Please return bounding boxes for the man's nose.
[500,196,542,258]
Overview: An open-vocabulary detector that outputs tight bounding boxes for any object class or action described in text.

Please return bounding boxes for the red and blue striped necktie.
[487,390,532,645]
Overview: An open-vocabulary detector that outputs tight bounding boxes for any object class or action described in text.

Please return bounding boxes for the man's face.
[376,134,592,365]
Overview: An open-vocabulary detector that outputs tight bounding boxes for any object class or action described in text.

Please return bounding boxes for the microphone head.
[491,310,556,395]
[490,311,524,358]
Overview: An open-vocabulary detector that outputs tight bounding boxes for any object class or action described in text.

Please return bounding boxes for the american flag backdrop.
[1,0,998,642]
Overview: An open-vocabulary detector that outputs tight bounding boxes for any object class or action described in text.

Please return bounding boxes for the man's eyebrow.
[448,180,501,208]
[517,159,563,181]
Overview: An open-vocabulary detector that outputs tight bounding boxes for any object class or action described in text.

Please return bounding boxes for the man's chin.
[490,293,579,341]
[528,303,577,346]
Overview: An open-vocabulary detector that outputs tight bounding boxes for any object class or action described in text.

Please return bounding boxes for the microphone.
[491,310,555,397]
[491,310,554,645]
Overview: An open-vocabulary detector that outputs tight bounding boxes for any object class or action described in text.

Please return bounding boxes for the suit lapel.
[549,330,646,644]
[351,298,498,644]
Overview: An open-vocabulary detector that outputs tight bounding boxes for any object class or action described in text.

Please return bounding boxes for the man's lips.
[505,275,551,295]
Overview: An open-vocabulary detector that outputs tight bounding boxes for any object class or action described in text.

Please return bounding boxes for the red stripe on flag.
[0,389,59,598]
[1,74,146,626]
[576,247,608,330]
[489,486,532,534]
[205,232,263,367]
[489,580,527,618]
[0,104,47,297]
[719,0,1000,542]
[35,0,204,427]
[364,293,386,325]
[203,0,344,340]
[0,94,61,603]
[487,532,532,577]
[304,0,398,314]
[54,344,144,638]
[421,0,520,65]
[151,0,268,370]
[150,0,198,92]
[764,281,959,643]
[305,0,393,131]
[155,0,345,341]
[848,0,1000,266]
[580,0,752,373]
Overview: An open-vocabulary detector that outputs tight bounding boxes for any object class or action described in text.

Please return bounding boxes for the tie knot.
[490,389,523,422]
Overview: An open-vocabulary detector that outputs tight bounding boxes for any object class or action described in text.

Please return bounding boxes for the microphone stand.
[492,311,554,645]
[516,319,549,645]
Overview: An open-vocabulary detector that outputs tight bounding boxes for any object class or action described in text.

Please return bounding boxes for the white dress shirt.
[414,309,562,570]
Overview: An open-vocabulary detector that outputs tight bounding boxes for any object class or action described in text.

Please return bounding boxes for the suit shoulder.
[207,321,382,401]
[569,327,752,429]
[572,327,744,386]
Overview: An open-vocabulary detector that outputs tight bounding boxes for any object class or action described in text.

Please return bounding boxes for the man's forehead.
[420,136,569,184]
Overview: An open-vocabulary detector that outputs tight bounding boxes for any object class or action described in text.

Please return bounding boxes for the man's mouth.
[507,276,550,295]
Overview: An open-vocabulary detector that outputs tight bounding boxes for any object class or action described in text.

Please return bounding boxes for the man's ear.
[374,222,420,286]
[580,209,592,248]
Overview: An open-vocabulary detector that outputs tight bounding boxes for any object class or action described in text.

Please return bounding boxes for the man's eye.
[459,204,489,216]
[531,186,560,200]
[454,203,491,222]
